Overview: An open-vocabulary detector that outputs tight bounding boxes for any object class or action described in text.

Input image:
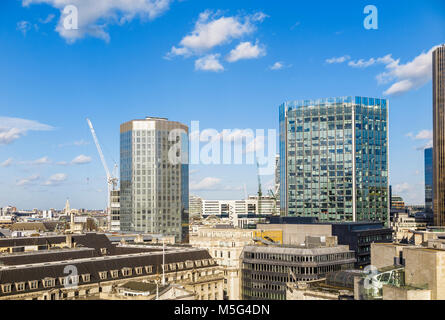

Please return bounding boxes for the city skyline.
[1,1,444,209]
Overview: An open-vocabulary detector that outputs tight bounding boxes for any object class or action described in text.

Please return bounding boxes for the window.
[111,270,119,278]
[59,277,66,286]
[15,282,25,292]
[82,274,91,282]
[135,267,143,275]
[43,278,55,288]
[28,280,38,290]
[99,271,107,280]
[122,268,132,277]
[145,266,153,274]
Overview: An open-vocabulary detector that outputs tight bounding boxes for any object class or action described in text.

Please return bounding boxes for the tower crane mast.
[86,118,118,220]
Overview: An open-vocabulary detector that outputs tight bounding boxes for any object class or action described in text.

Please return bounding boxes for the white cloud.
[269,61,291,71]
[17,21,32,35]
[31,156,52,165]
[0,158,13,167]
[167,10,265,57]
[195,54,224,72]
[71,154,92,165]
[393,182,424,205]
[190,177,221,191]
[18,156,52,166]
[0,117,53,145]
[332,45,441,95]
[406,129,433,150]
[43,173,67,186]
[16,174,40,186]
[22,0,173,43]
[226,41,265,62]
[325,55,350,64]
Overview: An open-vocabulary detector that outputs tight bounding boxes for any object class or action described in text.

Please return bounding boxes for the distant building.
[425,147,433,213]
[279,97,389,224]
[120,117,189,242]
[391,212,427,242]
[241,236,355,300]
[391,195,406,211]
[189,195,203,217]
[201,197,279,228]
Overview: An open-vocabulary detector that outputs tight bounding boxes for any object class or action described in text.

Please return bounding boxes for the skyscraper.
[433,45,445,226]
[279,96,389,224]
[425,147,433,213]
[120,117,189,242]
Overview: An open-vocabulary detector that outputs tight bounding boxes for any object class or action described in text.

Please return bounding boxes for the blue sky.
[0,0,444,210]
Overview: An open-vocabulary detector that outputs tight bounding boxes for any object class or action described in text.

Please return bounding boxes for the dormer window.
[43,278,55,288]
[28,280,38,290]
[15,282,25,292]
[122,268,132,277]
[2,284,12,293]
[99,271,107,280]
[82,274,91,282]
[111,270,119,278]
[135,267,143,275]
[145,266,153,274]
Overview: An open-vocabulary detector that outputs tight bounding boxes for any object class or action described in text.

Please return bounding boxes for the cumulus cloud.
[19,156,52,165]
[16,174,40,186]
[168,10,263,57]
[43,173,67,186]
[325,55,350,64]
[269,61,291,71]
[0,117,53,145]
[21,0,173,43]
[0,158,13,167]
[329,45,441,95]
[226,41,265,62]
[195,54,224,72]
[71,154,92,164]
[406,129,433,150]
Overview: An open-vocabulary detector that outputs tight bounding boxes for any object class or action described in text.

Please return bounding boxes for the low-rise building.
[0,233,224,300]
[190,226,282,300]
[241,236,356,300]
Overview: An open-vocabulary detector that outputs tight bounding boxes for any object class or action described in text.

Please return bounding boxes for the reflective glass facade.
[279,97,389,224]
[120,118,189,242]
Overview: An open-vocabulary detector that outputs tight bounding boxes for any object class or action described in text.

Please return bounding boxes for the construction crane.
[256,159,262,214]
[86,118,118,218]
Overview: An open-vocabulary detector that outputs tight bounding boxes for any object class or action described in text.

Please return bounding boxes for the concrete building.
[120,117,189,242]
[369,241,445,300]
[0,233,223,300]
[241,236,355,300]
[279,96,389,224]
[190,226,282,300]
[391,212,427,243]
[259,217,392,268]
[433,44,445,226]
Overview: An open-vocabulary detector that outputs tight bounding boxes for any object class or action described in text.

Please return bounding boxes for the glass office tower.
[120,117,189,243]
[279,97,389,224]
[425,147,433,213]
